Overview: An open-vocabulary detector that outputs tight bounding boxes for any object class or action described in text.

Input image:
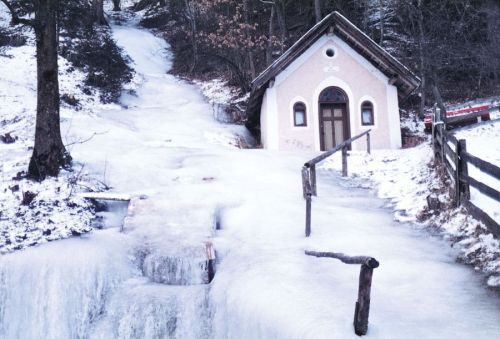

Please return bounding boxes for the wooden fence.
[432,107,500,238]
[302,130,371,237]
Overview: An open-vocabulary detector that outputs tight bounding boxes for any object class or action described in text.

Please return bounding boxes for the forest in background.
[135,0,500,114]
[0,0,132,104]
[1,0,499,115]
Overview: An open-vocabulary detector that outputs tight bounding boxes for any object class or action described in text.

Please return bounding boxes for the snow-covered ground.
[0,7,109,252]
[322,139,500,287]
[454,120,500,229]
[0,7,499,339]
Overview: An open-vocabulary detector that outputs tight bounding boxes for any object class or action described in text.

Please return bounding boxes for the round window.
[325,48,335,57]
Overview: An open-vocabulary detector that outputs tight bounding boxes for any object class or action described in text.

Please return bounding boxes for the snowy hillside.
[0,4,499,339]
[0,7,107,252]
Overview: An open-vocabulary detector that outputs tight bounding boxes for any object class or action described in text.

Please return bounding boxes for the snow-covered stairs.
[140,242,215,285]
[125,197,217,286]
[87,196,219,337]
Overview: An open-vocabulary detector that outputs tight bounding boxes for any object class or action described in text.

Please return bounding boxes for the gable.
[274,34,389,89]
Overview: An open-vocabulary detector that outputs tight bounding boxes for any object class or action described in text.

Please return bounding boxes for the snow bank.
[321,130,499,287]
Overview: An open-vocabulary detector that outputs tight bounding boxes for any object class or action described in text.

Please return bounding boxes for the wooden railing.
[432,108,500,238]
[302,130,371,237]
[305,251,380,336]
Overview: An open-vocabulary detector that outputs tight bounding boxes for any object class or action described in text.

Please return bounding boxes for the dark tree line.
[139,0,500,115]
[1,0,131,181]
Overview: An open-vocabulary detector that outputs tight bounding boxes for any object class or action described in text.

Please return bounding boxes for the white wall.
[260,34,401,151]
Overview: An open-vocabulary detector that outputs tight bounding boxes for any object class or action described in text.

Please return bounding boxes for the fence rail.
[302,130,371,237]
[432,106,499,238]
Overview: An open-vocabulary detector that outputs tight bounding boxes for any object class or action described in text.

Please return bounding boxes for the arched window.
[293,102,307,127]
[319,87,347,103]
[361,101,374,126]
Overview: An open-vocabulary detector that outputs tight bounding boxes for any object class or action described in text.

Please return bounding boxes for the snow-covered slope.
[0,9,499,339]
[0,6,108,252]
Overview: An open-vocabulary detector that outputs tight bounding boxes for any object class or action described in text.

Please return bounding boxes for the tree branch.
[0,0,35,27]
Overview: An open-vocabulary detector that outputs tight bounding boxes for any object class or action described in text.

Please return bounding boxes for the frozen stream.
[0,14,499,339]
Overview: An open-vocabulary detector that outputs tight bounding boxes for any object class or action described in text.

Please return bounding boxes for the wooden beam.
[305,129,371,167]
[342,146,348,177]
[464,201,500,238]
[462,151,500,178]
[305,194,312,237]
[467,176,500,201]
[205,242,216,283]
[305,251,379,268]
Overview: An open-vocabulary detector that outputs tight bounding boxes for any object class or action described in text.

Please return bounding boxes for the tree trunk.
[378,0,384,46]
[184,0,198,73]
[314,0,322,23]
[243,0,256,79]
[275,1,287,54]
[266,5,275,65]
[91,0,106,25]
[28,0,70,180]
[484,0,500,84]
[112,0,121,11]
[417,0,426,119]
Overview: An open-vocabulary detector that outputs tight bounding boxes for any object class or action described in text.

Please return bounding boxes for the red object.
[424,104,491,131]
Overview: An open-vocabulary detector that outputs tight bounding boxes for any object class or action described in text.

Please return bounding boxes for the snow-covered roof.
[246,11,421,135]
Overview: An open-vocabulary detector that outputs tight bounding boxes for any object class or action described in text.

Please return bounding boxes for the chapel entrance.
[318,87,351,151]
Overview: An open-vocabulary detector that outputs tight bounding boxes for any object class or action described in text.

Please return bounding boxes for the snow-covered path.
[1,17,499,339]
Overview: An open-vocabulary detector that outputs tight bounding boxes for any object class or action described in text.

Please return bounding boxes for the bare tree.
[416,0,426,119]
[266,4,276,65]
[112,0,120,11]
[183,0,198,73]
[243,0,256,79]
[378,0,384,46]
[1,0,70,180]
[91,0,106,25]
[314,0,322,23]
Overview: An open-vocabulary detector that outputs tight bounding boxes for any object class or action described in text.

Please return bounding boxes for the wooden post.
[205,242,216,283]
[342,146,348,177]
[438,125,445,164]
[431,105,436,155]
[366,133,371,155]
[301,166,309,199]
[305,193,312,237]
[458,139,469,202]
[304,251,379,336]
[310,164,317,196]
[454,141,461,207]
[302,165,313,237]
[353,262,377,336]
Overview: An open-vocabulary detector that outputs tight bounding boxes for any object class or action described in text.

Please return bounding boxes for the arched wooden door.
[318,87,351,151]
